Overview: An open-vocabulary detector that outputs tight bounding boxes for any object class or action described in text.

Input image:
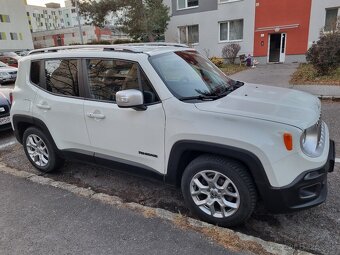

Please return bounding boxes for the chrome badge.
[0,107,5,112]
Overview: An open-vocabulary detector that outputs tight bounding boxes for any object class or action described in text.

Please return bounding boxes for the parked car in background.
[0,52,20,67]
[0,88,12,131]
[0,61,18,84]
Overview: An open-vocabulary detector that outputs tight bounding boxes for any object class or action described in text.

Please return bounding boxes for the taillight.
[9,92,13,105]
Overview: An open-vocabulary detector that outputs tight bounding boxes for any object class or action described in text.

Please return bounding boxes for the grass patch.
[290,64,340,85]
[220,64,248,76]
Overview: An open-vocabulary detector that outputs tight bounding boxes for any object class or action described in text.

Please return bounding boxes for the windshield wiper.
[179,95,219,101]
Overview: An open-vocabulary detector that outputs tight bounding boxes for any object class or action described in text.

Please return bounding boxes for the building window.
[66,14,69,18]
[71,9,76,13]
[0,32,7,40]
[219,19,243,42]
[19,33,23,40]
[177,0,199,10]
[179,25,199,44]
[325,8,339,31]
[26,12,30,16]
[10,33,18,40]
[67,22,70,26]
[0,14,10,23]
[83,31,86,36]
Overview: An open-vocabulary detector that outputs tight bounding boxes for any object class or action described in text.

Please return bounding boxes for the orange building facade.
[254,0,312,63]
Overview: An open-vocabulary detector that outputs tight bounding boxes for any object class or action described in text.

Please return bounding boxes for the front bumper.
[262,140,335,213]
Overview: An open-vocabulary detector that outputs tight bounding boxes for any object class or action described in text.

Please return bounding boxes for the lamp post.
[73,0,84,44]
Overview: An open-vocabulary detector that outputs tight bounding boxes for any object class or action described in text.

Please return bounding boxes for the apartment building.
[32,25,128,48]
[165,0,340,63]
[164,0,255,57]
[0,0,34,52]
[253,0,312,63]
[26,1,88,33]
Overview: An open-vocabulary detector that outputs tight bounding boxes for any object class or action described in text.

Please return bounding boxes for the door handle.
[36,103,51,110]
[86,112,105,119]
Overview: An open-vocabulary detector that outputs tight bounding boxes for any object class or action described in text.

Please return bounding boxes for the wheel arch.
[12,114,58,151]
[165,140,271,200]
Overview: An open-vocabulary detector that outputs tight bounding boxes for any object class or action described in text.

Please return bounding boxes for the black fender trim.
[165,140,271,200]
[11,115,60,155]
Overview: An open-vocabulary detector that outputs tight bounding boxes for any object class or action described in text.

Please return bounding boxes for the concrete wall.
[165,0,255,58]
[308,0,340,47]
[0,0,34,51]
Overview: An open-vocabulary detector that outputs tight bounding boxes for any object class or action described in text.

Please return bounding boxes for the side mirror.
[116,89,147,111]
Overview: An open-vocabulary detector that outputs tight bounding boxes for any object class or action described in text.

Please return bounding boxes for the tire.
[181,154,257,227]
[23,127,64,173]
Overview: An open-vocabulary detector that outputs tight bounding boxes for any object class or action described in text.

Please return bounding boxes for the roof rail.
[28,43,189,56]
[28,45,143,55]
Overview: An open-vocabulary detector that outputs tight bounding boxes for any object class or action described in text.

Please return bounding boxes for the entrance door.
[269,33,286,63]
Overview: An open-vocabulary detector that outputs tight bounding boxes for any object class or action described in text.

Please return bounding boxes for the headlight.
[300,121,325,158]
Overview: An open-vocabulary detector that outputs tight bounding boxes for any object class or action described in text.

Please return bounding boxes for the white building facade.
[164,0,255,58]
[308,0,340,47]
[0,0,34,52]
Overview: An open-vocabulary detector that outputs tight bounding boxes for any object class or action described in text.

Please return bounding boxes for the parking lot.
[1,81,339,254]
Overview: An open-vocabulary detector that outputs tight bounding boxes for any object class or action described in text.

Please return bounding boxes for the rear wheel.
[23,127,64,173]
[181,154,257,227]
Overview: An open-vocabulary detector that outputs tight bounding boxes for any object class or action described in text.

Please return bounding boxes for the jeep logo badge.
[0,107,5,112]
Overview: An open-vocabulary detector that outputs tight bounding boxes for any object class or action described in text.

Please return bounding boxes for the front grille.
[0,105,9,116]
[8,71,17,75]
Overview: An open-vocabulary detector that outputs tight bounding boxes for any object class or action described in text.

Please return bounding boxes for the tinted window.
[86,59,158,104]
[45,59,79,97]
[30,61,41,86]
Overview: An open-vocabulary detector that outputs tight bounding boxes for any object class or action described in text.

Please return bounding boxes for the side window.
[30,61,41,86]
[86,59,159,104]
[45,59,79,97]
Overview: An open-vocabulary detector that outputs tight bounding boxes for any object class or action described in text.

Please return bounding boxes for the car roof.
[28,43,195,57]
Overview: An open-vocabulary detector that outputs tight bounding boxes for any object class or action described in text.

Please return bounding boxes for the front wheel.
[181,154,257,227]
[23,127,64,173]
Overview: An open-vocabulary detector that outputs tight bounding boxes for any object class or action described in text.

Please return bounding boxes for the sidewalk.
[230,64,340,98]
[0,171,234,255]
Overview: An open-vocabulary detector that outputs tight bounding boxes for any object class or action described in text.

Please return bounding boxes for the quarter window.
[178,0,199,10]
[219,19,243,41]
[86,59,158,104]
[45,59,79,97]
[30,61,41,86]
[179,25,199,44]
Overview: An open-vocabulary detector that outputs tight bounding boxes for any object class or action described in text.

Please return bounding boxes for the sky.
[27,0,65,7]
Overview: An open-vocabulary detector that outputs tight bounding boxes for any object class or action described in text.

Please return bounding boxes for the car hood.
[195,83,320,130]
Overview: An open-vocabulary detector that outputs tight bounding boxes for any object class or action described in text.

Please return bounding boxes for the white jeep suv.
[10,44,335,226]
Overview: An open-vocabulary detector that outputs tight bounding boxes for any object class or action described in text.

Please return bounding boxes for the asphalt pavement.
[0,171,236,255]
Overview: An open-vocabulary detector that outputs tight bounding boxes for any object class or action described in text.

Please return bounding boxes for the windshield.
[149,51,236,99]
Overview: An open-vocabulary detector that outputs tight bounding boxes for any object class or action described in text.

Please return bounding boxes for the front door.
[83,58,166,174]
[269,33,286,63]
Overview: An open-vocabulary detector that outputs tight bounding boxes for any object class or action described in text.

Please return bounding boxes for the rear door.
[32,58,91,152]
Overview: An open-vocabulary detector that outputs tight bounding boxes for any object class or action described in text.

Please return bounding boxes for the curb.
[0,162,313,255]
[318,96,340,101]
